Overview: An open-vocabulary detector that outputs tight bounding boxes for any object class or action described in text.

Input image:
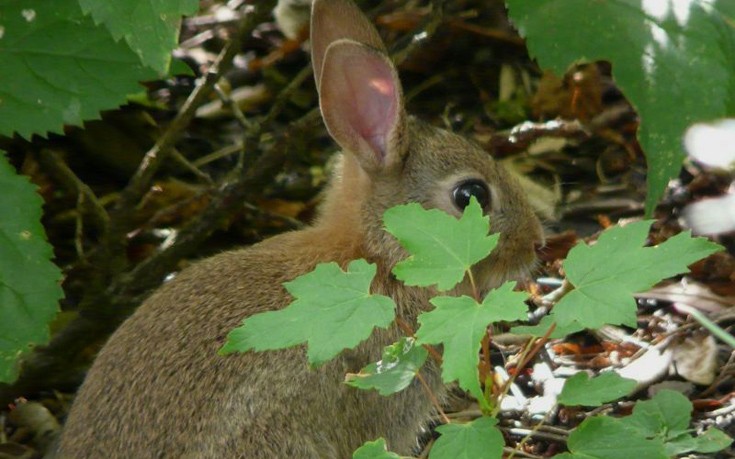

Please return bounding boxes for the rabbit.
[57,0,543,457]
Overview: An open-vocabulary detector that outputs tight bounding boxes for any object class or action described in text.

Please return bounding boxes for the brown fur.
[58,1,542,457]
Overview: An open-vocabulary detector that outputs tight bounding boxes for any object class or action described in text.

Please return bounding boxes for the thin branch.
[214,83,254,130]
[35,148,109,234]
[111,8,266,217]
[261,65,313,126]
[416,371,450,425]
[109,109,322,301]
[390,0,446,66]
[171,148,214,185]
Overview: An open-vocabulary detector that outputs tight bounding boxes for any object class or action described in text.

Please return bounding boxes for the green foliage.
[383,199,498,291]
[430,417,504,459]
[557,372,636,407]
[78,0,198,74]
[626,390,732,456]
[505,0,735,215]
[352,438,401,459]
[554,416,668,459]
[692,428,734,454]
[557,221,721,328]
[416,283,528,408]
[0,154,64,383]
[345,337,428,396]
[557,390,733,457]
[226,200,725,456]
[516,220,722,335]
[220,260,396,366]
[0,0,167,139]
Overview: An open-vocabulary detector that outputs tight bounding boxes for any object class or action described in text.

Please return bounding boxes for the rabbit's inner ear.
[311,0,387,89]
[319,40,407,172]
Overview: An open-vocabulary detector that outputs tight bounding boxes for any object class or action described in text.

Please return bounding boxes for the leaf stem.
[493,323,556,418]
[416,371,450,425]
[480,328,492,405]
[396,317,443,364]
[515,322,556,375]
[467,268,480,302]
[506,405,557,459]
[674,304,735,348]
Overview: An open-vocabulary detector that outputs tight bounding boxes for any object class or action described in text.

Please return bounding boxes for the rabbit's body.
[59,0,543,456]
[59,224,441,458]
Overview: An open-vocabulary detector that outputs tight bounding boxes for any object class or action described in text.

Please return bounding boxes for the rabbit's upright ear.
[311,0,407,173]
[311,0,386,89]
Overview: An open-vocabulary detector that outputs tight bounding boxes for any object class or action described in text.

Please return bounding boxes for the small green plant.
[556,390,733,459]
[222,199,730,458]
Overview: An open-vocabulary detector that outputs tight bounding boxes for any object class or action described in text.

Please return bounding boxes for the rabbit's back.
[58,227,439,458]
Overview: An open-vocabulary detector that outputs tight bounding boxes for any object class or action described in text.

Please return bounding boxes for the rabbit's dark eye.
[452,180,491,211]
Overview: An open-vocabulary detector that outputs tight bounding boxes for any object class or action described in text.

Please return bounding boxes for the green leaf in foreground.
[690,428,733,454]
[219,260,396,366]
[345,337,428,396]
[78,0,199,74]
[416,282,528,406]
[554,416,667,459]
[558,372,636,407]
[624,389,732,456]
[0,153,64,383]
[506,0,735,215]
[0,0,158,138]
[554,220,721,329]
[430,417,503,459]
[384,198,497,292]
[352,438,401,459]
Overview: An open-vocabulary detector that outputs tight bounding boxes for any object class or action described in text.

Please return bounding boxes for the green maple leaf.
[219,260,396,366]
[430,417,504,459]
[345,337,428,396]
[555,416,667,459]
[558,372,636,407]
[624,390,732,456]
[555,220,722,329]
[383,198,498,292]
[415,282,528,406]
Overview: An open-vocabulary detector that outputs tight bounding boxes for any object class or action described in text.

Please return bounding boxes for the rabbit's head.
[311,0,543,294]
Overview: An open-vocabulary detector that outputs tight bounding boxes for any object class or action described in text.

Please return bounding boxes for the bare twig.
[261,65,314,126]
[390,0,446,66]
[214,83,254,130]
[35,148,109,234]
[171,148,214,184]
[417,371,451,425]
[112,9,265,217]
